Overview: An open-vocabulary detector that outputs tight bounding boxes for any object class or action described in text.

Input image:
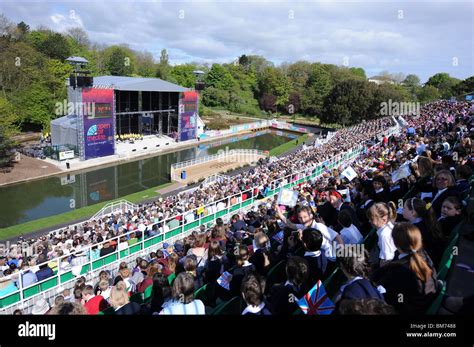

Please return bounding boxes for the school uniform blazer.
[115,301,142,315]
[431,187,461,218]
[303,251,328,287]
[356,200,375,235]
[269,282,304,315]
[438,215,463,238]
[371,251,439,314]
[374,189,390,203]
[340,278,384,301]
[413,220,445,267]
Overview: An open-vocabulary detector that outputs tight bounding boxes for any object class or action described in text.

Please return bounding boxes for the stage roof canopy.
[92,76,189,93]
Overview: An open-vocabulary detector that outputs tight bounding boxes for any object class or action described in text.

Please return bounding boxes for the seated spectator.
[131,258,149,285]
[403,198,445,265]
[0,270,18,297]
[275,205,343,263]
[336,246,384,303]
[356,184,376,235]
[372,222,439,314]
[431,170,461,218]
[149,273,172,314]
[337,298,396,315]
[229,245,256,297]
[34,254,54,282]
[414,157,434,199]
[269,256,309,315]
[99,241,115,258]
[249,232,273,276]
[439,196,464,237]
[230,214,247,233]
[49,302,87,315]
[241,273,271,315]
[455,164,472,196]
[113,263,135,292]
[137,263,160,293]
[367,202,397,265]
[31,298,51,315]
[186,233,208,270]
[159,272,205,315]
[109,281,141,315]
[20,263,38,288]
[82,285,108,315]
[96,280,112,301]
[167,253,179,276]
[338,209,363,244]
[302,228,327,286]
[373,176,390,203]
[203,240,226,283]
[183,256,203,290]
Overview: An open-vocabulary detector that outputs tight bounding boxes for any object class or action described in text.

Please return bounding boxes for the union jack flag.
[297,280,335,315]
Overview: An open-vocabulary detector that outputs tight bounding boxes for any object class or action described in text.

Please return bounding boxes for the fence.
[91,199,138,221]
[170,149,266,179]
[0,124,400,313]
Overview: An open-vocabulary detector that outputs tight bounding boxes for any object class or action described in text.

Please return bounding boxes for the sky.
[1,0,473,82]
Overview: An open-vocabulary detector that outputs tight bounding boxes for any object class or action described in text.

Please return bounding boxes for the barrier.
[0,125,400,313]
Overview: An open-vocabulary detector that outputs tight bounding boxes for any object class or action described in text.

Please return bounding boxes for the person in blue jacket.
[336,246,385,304]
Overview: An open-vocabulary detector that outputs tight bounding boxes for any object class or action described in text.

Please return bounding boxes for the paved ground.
[0,155,61,186]
[171,153,265,184]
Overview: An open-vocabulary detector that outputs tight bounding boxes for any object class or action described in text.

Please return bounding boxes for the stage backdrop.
[179,91,198,141]
[82,88,115,160]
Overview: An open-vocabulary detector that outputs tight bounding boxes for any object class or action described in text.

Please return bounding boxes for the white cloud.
[0,0,472,82]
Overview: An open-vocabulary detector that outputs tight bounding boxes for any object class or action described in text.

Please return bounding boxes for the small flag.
[341,166,357,181]
[272,231,284,244]
[297,280,335,315]
[217,271,233,290]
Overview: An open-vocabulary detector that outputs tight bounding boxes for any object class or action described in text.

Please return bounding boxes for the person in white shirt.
[367,202,397,265]
[160,273,205,315]
[338,210,363,244]
[275,205,343,262]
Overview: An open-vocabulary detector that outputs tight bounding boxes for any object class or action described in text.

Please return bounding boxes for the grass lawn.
[0,182,173,241]
[269,134,310,157]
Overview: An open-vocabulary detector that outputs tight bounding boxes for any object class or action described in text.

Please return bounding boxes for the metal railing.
[171,149,266,171]
[202,174,230,187]
[0,124,401,313]
[91,199,138,221]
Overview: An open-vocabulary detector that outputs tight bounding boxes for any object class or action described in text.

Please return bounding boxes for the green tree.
[0,127,15,169]
[323,79,376,126]
[258,66,290,110]
[106,46,133,76]
[0,96,19,137]
[452,76,474,97]
[38,32,72,60]
[300,63,332,116]
[169,64,197,87]
[417,85,441,103]
[349,67,366,79]
[426,73,460,99]
[156,48,171,80]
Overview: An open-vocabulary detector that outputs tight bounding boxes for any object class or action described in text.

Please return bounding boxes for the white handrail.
[171,149,266,171]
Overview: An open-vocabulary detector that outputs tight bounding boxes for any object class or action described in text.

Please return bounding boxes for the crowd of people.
[1,100,473,315]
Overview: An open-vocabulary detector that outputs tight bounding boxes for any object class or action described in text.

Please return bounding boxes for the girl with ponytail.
[372,222,439,314]
[403,198,446,265]
[229,245,256,297]
[367,201,398,265]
